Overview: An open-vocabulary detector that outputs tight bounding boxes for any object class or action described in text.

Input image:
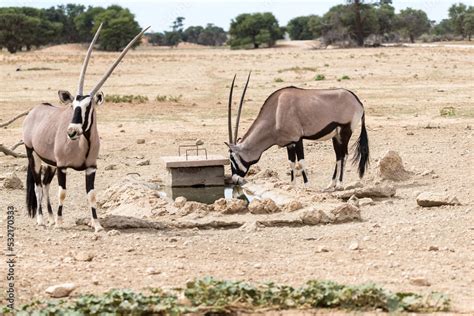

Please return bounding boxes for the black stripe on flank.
[344,89,364,107]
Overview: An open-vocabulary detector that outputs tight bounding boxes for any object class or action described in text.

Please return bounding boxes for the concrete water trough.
[161,150,229,187]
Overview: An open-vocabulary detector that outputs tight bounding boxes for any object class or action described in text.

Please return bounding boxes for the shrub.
[315,74,326,81]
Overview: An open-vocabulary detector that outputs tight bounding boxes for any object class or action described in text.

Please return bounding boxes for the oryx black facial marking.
[225,75,369,189]
[22,24,150,232]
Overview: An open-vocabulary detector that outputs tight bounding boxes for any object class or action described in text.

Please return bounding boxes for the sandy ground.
[0,43,473,313]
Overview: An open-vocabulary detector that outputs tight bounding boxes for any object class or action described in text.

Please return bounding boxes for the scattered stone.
[212,198,227,212]
[359,198,374,206]
[75,251,94,262]
[416,192,460,207]
[377,150,411,181]
[332,184,396,199]
[222,199,247,214]
[2,172,23,189]
[255,169,278,179]
[348,195,359,207]
[104,164,117,171]
[253,263,262,269]
[406,131,414,135]
[349,241,360,250]
[174,196,187,208]
[409,277,430,287]
[45,283,76,298]
[136,159,150,166]
[284,200,303,212]
[239,221,259,233]
[316,245,330,253]
[107,229,121,236]
[428,245,439,251]
[388,250,394,256]
[329,203,361,223]
[179,201,208,216]
[248,198,280,214]
[344,181,363,190]
[146,267,160,275]
[195,139,204,146]
[300,208,331,225]
[15,165,28,172]
[136,138,145,144]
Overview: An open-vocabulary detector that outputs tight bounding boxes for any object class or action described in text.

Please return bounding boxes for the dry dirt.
[0,43,473,313]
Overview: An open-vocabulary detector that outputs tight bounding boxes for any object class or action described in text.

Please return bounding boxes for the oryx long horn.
[228,74,236,145]
[89,26,150,96]
[234,71,251,143]
[77,23,103,95]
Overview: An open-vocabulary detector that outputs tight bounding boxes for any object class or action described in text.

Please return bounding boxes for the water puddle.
[161,185,256,204]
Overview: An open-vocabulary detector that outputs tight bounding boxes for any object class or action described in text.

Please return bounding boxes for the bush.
[315,74,326,81]
[105,94,148,103]
[229,12,282,49]
[274,78,284,83]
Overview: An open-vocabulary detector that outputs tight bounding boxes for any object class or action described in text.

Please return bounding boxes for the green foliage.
[449,3,468,38]
[315,74,326,81]
[229,12,282,49]
[182,23,227,46]
[278,66,318,73]
[440,106,456,117]
[5,278,450,314]
[396,8,431,43]
[274,77,284,82]
[340,75,351,80]
[155,94,182,103]
[105,94,149,103]
[93,5,141,51]
[287,15,322,40]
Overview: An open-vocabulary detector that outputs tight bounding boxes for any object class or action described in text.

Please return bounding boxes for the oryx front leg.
[55,168,67,228]
[287,144,296,185]
[42,166,56,226]
[31,152,45,226]
[295,140,309,187]
[86,167,103,232]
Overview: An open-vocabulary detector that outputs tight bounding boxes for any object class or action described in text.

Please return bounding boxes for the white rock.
[416,192,460,207]
[146,267,160,275]
[107,229,121,236]
[45,283,76,298]
[409,277,430,286]
[75,251,94,262]
[136,159,150,166]
[239,221,259,233]
[174,196,187,208]
[349,241,359,250]
[316,245,329,253]
[284,200,303,212]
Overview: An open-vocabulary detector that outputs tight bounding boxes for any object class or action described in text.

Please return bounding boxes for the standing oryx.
[23,24,149,232]
[226,74,369,190]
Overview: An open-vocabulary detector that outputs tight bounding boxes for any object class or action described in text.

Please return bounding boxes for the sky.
[2,0,474,32]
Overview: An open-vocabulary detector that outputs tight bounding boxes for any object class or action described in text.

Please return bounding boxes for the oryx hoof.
[54,217,63,229]
[94,225,104,233]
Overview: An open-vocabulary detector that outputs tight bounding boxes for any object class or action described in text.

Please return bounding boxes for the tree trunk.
[353,0,364,46]
[410,34,415,43]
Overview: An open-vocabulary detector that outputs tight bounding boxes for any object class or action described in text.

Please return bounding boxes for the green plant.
[440,106,456,117]
[278,66,317,73]
[105,94,149,104]
[341,75,350,80]
[315,74,326,81]
[7,278,449,314]
[274,77,284,83]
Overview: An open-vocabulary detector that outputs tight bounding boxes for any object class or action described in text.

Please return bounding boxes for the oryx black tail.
[26,149,37,217]
[352,113,369,178]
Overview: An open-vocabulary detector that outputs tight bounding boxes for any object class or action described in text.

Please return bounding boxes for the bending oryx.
[226,74,369,190]
[23,24,149,232]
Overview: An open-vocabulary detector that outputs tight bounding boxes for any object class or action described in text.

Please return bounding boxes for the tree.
[449,3,468,38]
[93,5,141,51]
[464,7,474,40]
[197,24,227,46]
[146,32,165,46]
[287,16,313,40]
[374,3,396,38]
[0,13,40,53]
[307,15,323,39]
[229,12,281,49]
[75,6,105,42]
[346,0,378,46]
[396,8,431,43]
[182,25,203,43]
[433,18,454,36]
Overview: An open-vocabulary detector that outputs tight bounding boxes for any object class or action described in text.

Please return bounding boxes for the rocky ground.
[0,44,473,313]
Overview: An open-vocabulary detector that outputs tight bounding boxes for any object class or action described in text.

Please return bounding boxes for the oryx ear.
[58,90,73,104]
[94,91,104,105]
